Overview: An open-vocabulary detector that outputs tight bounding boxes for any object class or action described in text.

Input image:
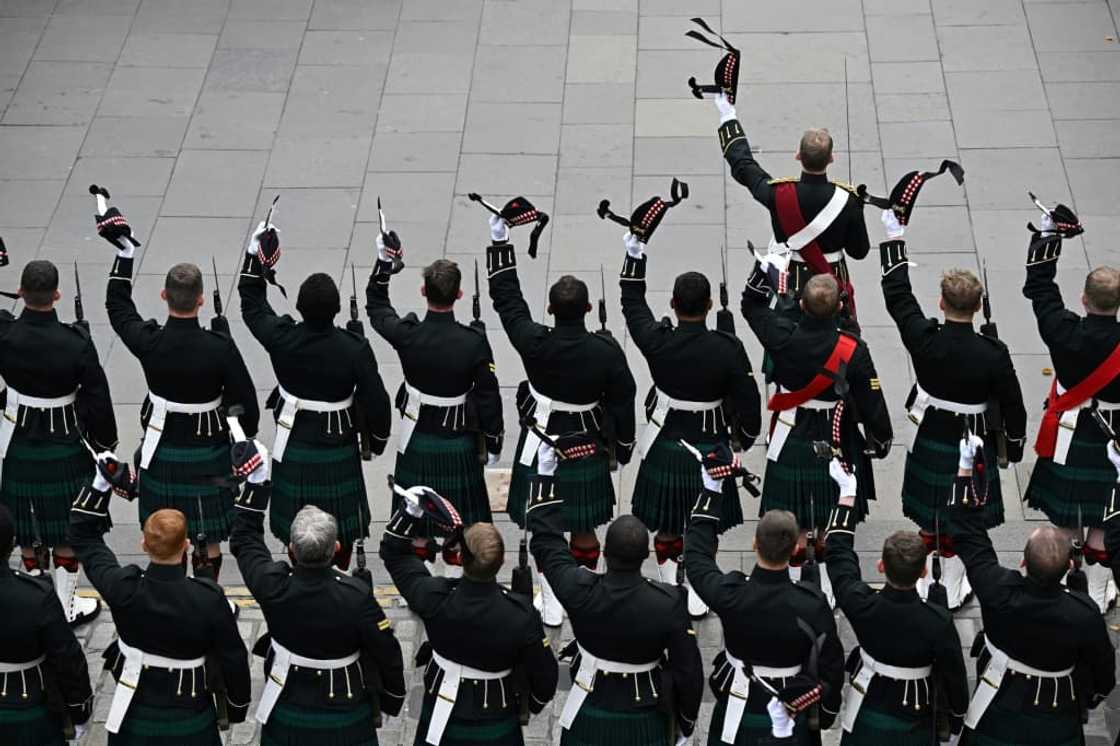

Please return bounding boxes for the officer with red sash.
[1021,201,1120,613]
[741,262,891,605]
[715,93,868,323]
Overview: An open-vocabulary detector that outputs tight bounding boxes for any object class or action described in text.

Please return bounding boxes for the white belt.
[0,654,45,673]
[256,639,361,725]
[767,390,835,462]
[140,394,222,469]
[1052,383,1120,465]
[0,387,78,484]
[904,383,988,453]
[841,650,931,733]
[426,651,512,745]
[398,383,469,455]
[637,388,723,460]
[519,384,600,466]
[559,643,660,731]
[272,385,355,463]
[721,652,801,744]
[964,640,1074,730]
[106,639,206,733]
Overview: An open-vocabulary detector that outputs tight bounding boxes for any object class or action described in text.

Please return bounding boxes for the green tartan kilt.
[0,704,67,746]
[1024,418,1113,528]
[507,428,615,532]
[414,699,523,746]
[632,436,743,534]
[0,434,92,547]
[261,700,378,746]
[761,433,872,528]
[840,706,931,746]
[966,699,1082,746]
[707,697,811,745]
[391,432,491,526]
[902,434,1004,531]
[270,439,369,543]
[110,704,221,746]
[563,703,669,746]
[139,440,234,543]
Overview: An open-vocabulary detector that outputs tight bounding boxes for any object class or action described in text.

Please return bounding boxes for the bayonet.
[349,263,360,325]
[377,197,404,274]
[472,260,481,325]
[72,262,87,331]
[598,264,609,335]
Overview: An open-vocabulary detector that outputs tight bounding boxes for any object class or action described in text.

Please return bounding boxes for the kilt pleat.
[261,700,378,746]
[562,704,669,746]
[902,434,1004,531]
[0,704,66,746]
[706,697,811,745]
[139,441,234,543]
[1025,436,1113,529]
[0,434,91,546]
[392,432,491,525]
[507,429,614,533]
[414,699,523,746]
[110,704,221,746]
[632,437,743,534]
[967,699,1082,746]
[761,434,871,528]
[270,439,369,543]
[840,706,933,746]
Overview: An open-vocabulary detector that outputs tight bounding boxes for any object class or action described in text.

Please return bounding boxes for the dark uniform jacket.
[230,491,406,716]
[620,254,761,447]
[949,501,1115,719]
[526,483,703,733]
[488,240,636,461]
[884,248,1027,461]
[107,255,259,443]
[824,503,969,729]
[239,258,390,451]
[0,563,92,728]
[0,308,116,450]
[366,258,502,455]
[69,508,252,722]
[379,509,558,723]
[684,489,844,726]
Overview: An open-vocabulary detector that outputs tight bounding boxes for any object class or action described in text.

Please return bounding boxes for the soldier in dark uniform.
[0,504,92,745]
[526,441,703,745]
[102,197,259,586]
[715,93,868,317]
[380,483,558,745]
[486,213,637,625]
[823,460,969,744]
[879,210,1027,610]
[0,260,116,625]
[619,231,760,618]
[239,220,391,569]
[950,436,1114,746]
[1021,207,1120,613]
[229,443,406,745]
[367,239,503,576]
[684,460,844,746]
[69,464,252,744]
[741,263,891,603]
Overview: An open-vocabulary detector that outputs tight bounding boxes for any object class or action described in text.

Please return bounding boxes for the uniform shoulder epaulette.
[976,333,1008,352]
[340,327,366,343]
[65,321,91,340]
[13,569,53,592]
[643,577,685,602]
[837,328,863,345]
[831,180,858,195]
[712,328,742,345]
[767,177,798,185]
[331,569,374,594]
[497,585,533,612]
[459,321,486,338]
[589,329,622,349]
[188,575,225,595]
[792,580,829,605]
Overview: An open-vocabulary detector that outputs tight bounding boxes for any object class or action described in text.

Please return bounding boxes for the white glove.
[1039,212,1056,235]
[958,433,984,471]
[247,440,271,484]
[92,452,116,492]
[881,209,905,240]
[766,696,795,738]
[1107,441,1120,481]
[486,452,500,467]
[763,244,791,275]
[245,221,276,256]
[536,440,558,477]
[714,92,737,124]
[623,231,645,259]
[828,458,857,497]
[115,239,135,260]
[403,487,425,518]
[673,734,690,746]
[72,723,88,742]
[489,214,509,243]
[701,464,722,494]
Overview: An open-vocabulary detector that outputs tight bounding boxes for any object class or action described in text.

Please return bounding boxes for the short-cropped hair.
[424,260,462,307]
[549,275,590,321]
[672,272,711,317]
[165,263,203,314]
[604,515,649,572]
[1024,527,1070,585]
[799,128,833,172]
[20,260,59,308]
[802,274,840,320]
[144,509,187,562]
[290,506,338,568]
[1084,267,1120,314]
[881,531,927,588]
[940,269,983,315]
[756,510,799,565]
[462,523,504,582]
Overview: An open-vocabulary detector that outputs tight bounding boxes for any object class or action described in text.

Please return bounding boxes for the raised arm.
[619,249,666,356]
[379,506,450,618]
[1022,234,1079,347]
[486,237,547,356]
[682,483,741,616]
[238,252,294,349]
[365,258,411,348]
[353,342,391,456]
[740,261,796,351]
[526,462,597,613]
[715,97,773,208]
[822,469,874,614]
[68,489,138,609]
[879,240,937,353]
[105,255,159,357]
[76,336,118,451]
[228,479,291,602]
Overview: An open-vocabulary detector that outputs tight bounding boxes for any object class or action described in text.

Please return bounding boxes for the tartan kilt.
[707,698,811,745]
[563,704,669,746]
[261,701,378,746]
[110,704,221,746]
[270,438,369,544]
[0,433,92,547]
[965,699,1082,746]
[761,432,873,528]
[0,704,67,746]
[840,706,932,746]
[139,441,234,543]
[632,436,743,534]
[902,434,1004,531]
[507,428,614,532]
[391,432,491,526]
[414,699,523,746]
[1024,415,1113,528]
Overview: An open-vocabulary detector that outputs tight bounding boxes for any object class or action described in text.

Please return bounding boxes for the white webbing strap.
[139,394,222,469]
[720,651,801,744]
[272,385,355,462]
[0,387,78,483]
[518,384,599,466]
[559,643,660,731]
[637,387,723,460]
[963,640,1074,730]
[426,651,512,745]
[766,389,834,462]
[1052,383,1120,465]
[904,383,988,453]
[398,382,469,455]
[106,639,206,733]
[841,650,931,733]
[256,638,361,724]
[774,188,848,254]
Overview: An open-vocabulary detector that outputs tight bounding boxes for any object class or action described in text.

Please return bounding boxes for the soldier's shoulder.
[791,580,831,608]
[711,328,743,347]
[456,320,487,339]
[13,569,54,594]
[496,585,534,613]
[588,329,623,351]
[767,177,799,185]
[831,180,858,195]
[1066,587,1106,617]
[339,326,370,345]
[64,321,92,341]
[916,598,954,625]
[643,577,687,606]
[329,568,376,595]
[188,575,228,600]
[976,332,1009,353]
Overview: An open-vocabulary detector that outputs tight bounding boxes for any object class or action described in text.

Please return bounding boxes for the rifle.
[348,264,373,461]
[471,260,483,331]
[978,261,1009,467]
[210,257,230,336]
[72,263,87,332]
[352,504,372,588]
[28,498,49,573]
[510,482,534,601]
[715,244,746,453]
[927,509,949,609]
[597,265,619,472]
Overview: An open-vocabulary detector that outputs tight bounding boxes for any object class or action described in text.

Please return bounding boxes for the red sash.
[768,334,857,413]
[1035,343,1120,458]
[773,181,857,318]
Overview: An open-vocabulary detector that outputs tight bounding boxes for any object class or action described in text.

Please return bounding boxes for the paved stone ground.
[3,0,1120,743]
